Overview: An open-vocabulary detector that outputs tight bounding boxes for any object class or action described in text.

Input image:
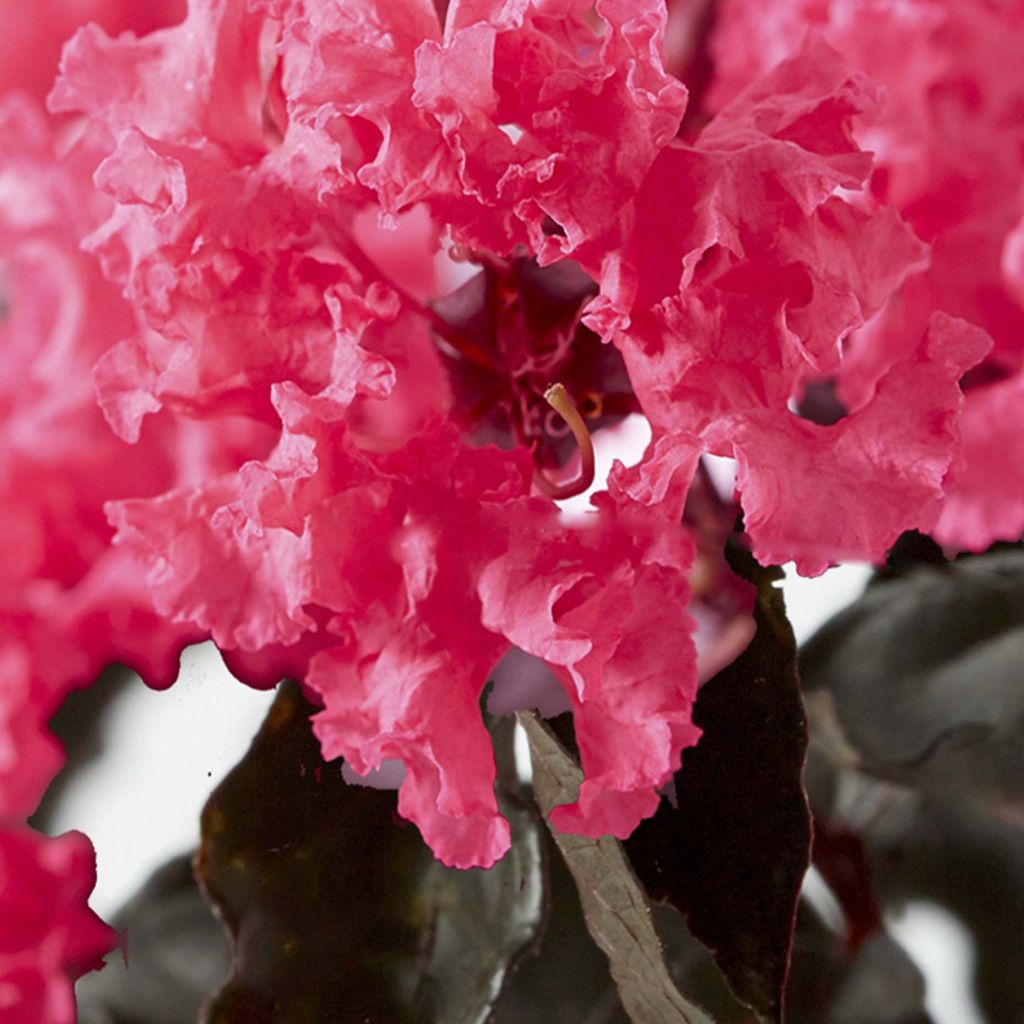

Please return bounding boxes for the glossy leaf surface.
[625,552,811,1023]
[196,681,544,1024]
[518,710,713,1024]
[801,549,1024,803]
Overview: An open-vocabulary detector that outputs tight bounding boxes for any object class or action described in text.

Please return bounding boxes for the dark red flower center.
[431,254,638,477]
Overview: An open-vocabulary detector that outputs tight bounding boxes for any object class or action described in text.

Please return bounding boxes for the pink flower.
[0,99,179,590]
[0,7,1015,1021]
[0,43,271,1015]
[0,0,184,104]
[707,0,1024,550]
[0,828,115,1024]
[0,92,255,718]
[51,0,414,441]
[585,36,983,573]
[111,379,702,867]
[42,0,706,866]
[38,0,997,876]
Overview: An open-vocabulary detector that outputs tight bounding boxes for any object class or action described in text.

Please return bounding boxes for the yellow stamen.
[534,383,596,501]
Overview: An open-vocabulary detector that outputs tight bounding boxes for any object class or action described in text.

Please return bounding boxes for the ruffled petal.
[725,313,992,574]
[707,0,1024,552]
[0,829,115,1024]
[479,494,701,839]
[934,371,1024,551]
[53,2,444,439]
[309,627,510,869]
[279,0,685,257]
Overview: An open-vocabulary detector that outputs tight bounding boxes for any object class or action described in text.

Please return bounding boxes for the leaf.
[781,903,848,1024]
[800,549,1024,803]
[492,824,632,1024]
[784,905,932,1024]
[863,795,1024,1024]
[624,551,811,1024]
[196,681,544,1024]
[745,892,931,1024]
[417,715,546,1023]
[76,855,230,1024]
[517,710,714,1024]
[827,934,930,1024]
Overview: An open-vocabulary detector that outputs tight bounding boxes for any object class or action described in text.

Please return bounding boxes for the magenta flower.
[0,828,114,1024]
[37,0,708,868]
[710,0,1024,550]
[2,0,1023,1017]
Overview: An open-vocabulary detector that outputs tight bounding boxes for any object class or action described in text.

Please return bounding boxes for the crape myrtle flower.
[708,0,1024,550]
[46,0,704,868]
[291,0,991,573]
[1,0,1017,1010]
[0,829,114,1024]
[0,96,163,1017]
[0,92,269,816]
[0,10,261,1007]
[38,0,996,876]
[579,36,990,575]
[0,0,185,105]
[103,292,704,867]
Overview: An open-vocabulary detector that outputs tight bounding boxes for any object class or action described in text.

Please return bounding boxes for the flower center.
[430,253,637,480]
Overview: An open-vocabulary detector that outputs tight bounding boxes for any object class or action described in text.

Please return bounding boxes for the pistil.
[534,383,596,501]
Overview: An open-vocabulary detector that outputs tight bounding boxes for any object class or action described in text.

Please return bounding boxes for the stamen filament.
[534,383,596,501]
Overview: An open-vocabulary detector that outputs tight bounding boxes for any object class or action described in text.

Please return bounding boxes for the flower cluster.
[708,0,1024,549]
[2,0,1022,1016]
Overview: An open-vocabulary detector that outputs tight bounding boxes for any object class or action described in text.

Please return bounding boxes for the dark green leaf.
[196,681,544,1024]
[781,904,847,1024]
[517,710,714,1024]
[826,934,929,1024]
[863,794,1024,1024]
[801,550,1024,803]
[76,855,230,1024]
[871,531,947,583]
[624,552,811,1024]
[492,824,632,1024]
[774,902,932,1024]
